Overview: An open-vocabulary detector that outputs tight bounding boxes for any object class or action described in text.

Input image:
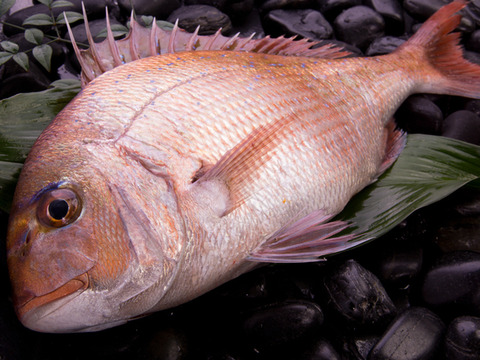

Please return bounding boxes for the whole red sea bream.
[6,0,480,332]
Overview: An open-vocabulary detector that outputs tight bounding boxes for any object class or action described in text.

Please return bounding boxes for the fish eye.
[37,188,82,228]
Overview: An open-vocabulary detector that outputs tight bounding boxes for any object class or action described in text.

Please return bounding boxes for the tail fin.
[395,0,480,99]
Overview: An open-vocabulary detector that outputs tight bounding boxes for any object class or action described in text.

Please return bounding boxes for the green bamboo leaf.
[56,11,83,25]
[0,80,81,212]
[335,134,480,246]
[0,0,15,17]
[23,13,54,26]
[51,0,74,7]
[32,44,53,72]
[1,40,18,53]
[24,28,45,45]
[12,52,29,71]
[0,52,13,66]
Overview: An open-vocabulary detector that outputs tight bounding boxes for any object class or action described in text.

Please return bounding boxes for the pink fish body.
[7,0,480,332]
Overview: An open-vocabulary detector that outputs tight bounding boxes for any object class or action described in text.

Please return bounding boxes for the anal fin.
[376,119,406,177]
[247,210,369,263]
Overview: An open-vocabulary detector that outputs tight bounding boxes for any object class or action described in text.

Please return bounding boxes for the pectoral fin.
[192,116,294,216]
[248,210,369,263]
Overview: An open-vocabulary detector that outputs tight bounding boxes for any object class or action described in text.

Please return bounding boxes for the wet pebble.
[445,316,480,360]
[369,307,445,360]
[378,246,423,286]
[259,0,315,13]
[242,300,323,351]
[118,0,180,18]
[323,259,396,327]
[333,6,385,51]
[167,5,232,35]
[403,0,448,20]
[422,251,480,316]
[442,110,480,145]
[395,95,443,134]
[266,9,333,40]
[365,36,405,56]
[435,216,480,253]
[364,0,404,34]
[317,0,361,19]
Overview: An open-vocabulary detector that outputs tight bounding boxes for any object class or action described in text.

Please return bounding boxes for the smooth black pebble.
[445,316,480,360]
[395,95,443,134]
[167,5,232,35]
[266,9,333,40]
[422,251,480,315]
[324,259,396,327]
[333,5,385,51]
[442,110,480,145]
[369,307,445,360]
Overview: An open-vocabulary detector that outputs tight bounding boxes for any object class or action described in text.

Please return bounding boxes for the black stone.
[0,66,51,99]
[403,0,450,20]
[259,0,315,13]
[364,0,404,34]
[378,246,423,286]
[167,5,232,35]
[467,29,480,53]
[242,300,323,350]
[266,9,333,40]
[333,6,385,51]
[323,259,396,327]
[317,0,361,19]
[395,95,443,135]
[300,337,341,360]
[422,251,480,315]
[445,316,480,360]
[465,99,480,117]
[365,36,405,56]
[118,0,181,19]
[369,307,445,360]
[435,216,480,254]
[442,110,480,145]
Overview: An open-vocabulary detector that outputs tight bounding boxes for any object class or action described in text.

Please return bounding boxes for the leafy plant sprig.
[0,0,82,72]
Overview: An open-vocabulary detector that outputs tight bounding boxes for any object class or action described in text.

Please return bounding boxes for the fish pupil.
[48,199,69,220]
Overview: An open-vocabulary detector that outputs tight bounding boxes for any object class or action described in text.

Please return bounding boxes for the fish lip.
[16,273,89,321]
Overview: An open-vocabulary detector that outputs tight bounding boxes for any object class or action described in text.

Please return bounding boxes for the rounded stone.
[445,316,480,360]
[442,110,480,145]
[422,251,480,315]
[317,0,361,18]
[323,259,396,327]
[118,0,181,18]
[365,36,405,56]
[266,9,333,40]
[395,95,443,134]
[364,0,404,34]
[167,5,232,35]
[333,6,385,51]
[242,300,324,350]
[369,307,445,360]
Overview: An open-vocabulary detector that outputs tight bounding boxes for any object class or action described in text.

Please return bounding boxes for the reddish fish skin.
[7,0,480,332]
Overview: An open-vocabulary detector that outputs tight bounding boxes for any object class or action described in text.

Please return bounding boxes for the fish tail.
[397,0,480,98]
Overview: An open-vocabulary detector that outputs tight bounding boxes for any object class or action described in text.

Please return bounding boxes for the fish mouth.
[16,273,89,320]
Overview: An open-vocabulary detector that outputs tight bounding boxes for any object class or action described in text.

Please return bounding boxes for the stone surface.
[167,5,232,34]
[365,36,405,55]
[323,260,396,327]
[369,307,445,360]
[442,110,480,145]
[395,95,444,135]
[266,9,333,40]
[422,251,480,315]
[118,0,180,18]
[445,316,480,360]
[333,6,385,51]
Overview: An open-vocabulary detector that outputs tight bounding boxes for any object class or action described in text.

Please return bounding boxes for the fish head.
[6,118,182,332]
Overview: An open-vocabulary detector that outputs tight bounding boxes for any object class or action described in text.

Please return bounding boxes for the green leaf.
[0,51,13,66]
[32,44,53,72]
[12,52,29,71]
[1,40,18,53]
[156,20,174,31]
[56,11,83,25]
[51,0,74,7]
[0,0,15,17]
[23,13,54,26]
[335,134,480,246]
[24,28,45,45]
[141,16,154,27]
[95,24,129,39]
[37,0,53,6]
[0,80,81,212]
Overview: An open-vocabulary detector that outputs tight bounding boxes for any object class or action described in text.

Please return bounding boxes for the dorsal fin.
[69,6,351,86]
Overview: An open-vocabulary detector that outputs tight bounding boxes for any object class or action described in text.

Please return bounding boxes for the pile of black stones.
[2,0,480,359]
